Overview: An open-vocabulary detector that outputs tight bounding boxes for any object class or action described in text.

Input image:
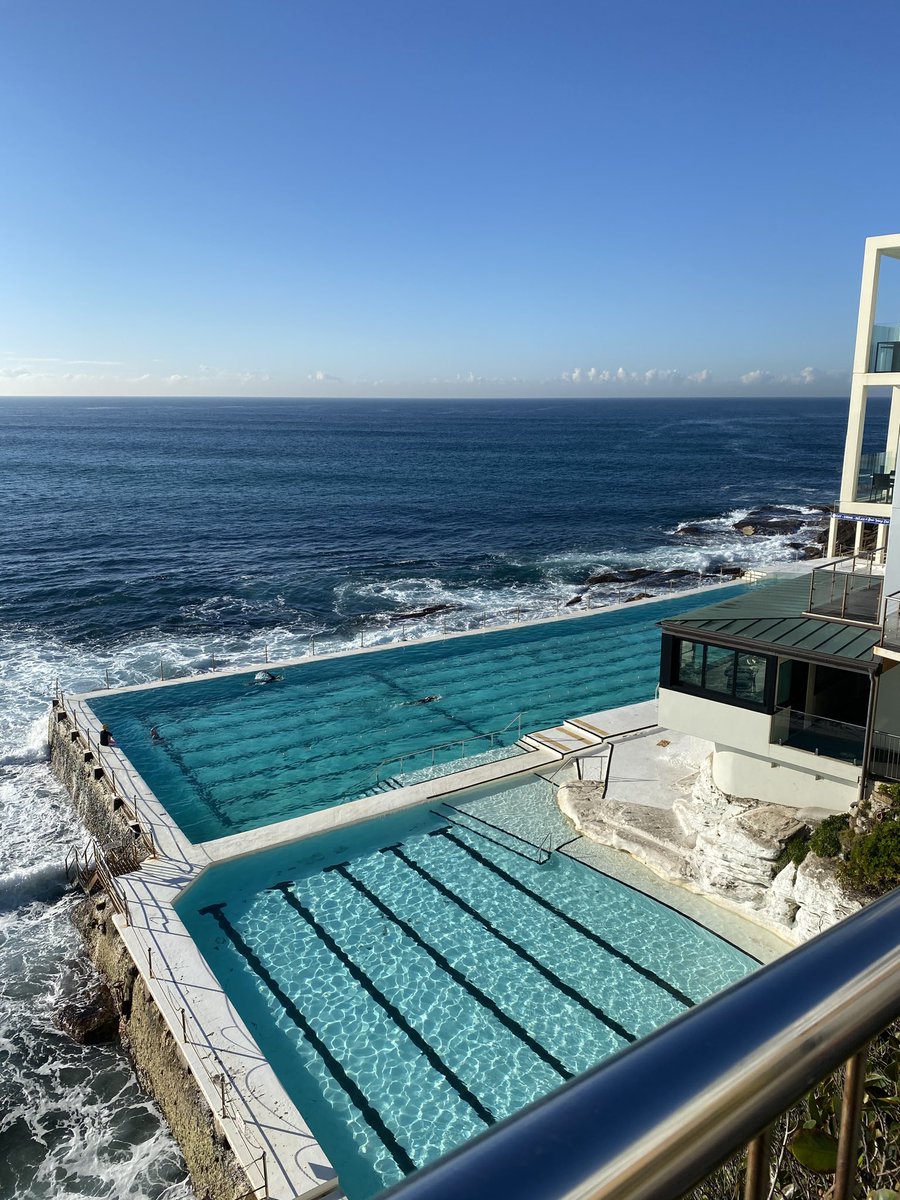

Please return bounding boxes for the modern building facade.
[659,235,900,812]
[827,233,900,560]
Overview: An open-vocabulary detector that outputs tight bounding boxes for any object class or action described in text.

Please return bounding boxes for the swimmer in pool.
[409,694,441,705]
[253,670,283,684]
[149,726,163,742]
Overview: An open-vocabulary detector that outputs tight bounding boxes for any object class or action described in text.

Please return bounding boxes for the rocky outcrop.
[559,755,863,942]
[55,978,119,1044]
[792,855,864,940]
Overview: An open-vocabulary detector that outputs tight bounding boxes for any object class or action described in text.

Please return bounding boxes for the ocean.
[0,395,878,1198]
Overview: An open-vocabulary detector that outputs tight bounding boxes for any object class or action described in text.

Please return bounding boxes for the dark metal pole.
[833,1048,868,1200]
[859,670,880,803]
[743,1127,772,1200]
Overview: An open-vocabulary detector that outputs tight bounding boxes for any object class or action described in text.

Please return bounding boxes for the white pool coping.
[63,570,801,1200]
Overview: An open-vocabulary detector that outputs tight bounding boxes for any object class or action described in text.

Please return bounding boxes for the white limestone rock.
[792,854,863,941]
[560,752,863,944]
[762,861,800,927]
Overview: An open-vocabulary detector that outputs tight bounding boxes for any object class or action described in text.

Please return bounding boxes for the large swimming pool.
[178,777,756,1199]
[88,586,747,841]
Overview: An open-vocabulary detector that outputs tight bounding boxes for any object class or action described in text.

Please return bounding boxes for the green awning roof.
[660,576,880,670]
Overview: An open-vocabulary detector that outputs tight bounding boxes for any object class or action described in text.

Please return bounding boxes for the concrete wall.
[49,704,252,1200]
[72,897,251,1200]
[659,688,858,812]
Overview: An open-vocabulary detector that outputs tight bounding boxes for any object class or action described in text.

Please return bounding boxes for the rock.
[764,862,800,926]
[559,754,863,943]
[676,524,707,537]
[565,595,582,607]
[387,604,456,622]
[585,568,654,585]
[739,525,756,535]
[55,981,119,1044]
[793,855,863,940]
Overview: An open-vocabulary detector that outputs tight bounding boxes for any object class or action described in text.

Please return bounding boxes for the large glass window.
[733,652,765,705]
[703,644,734,696]
[669,637,770,710]
[678,640,704,686]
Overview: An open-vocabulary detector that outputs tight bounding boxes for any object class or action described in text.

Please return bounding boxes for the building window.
[663,636,772,711]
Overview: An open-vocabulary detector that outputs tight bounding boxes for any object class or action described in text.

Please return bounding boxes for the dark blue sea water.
[0,395,873,1199]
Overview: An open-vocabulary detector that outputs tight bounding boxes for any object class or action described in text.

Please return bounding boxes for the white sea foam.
[0,632,192,1199]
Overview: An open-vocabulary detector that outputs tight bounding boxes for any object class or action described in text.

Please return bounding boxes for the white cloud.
[740,369,774,386]
[688,369,712,383]
[308,369,340,382]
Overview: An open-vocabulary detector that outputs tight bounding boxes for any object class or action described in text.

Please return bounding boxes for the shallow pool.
[89,586,747,841]
[178,776,756,1199]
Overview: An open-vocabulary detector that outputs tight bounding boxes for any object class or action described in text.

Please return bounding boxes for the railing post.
[220,1075,228,1119]
[833,1046,869,1200]
[181,1007,188,1043]
[159,659,164,681]
[105,669,110,689]
[211,652,216,670]
[360,630,364,648]
[147,946,153,978]
[264,643,269,663]
[261,1150,268,1198]
[743,1125,772,1200]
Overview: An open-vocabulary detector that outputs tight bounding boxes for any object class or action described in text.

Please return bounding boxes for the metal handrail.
[435,801,553,863]
[381,885,900,1200]
[374,712,526,783]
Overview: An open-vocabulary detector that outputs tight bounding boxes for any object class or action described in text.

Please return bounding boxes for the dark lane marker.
[384,845,634,1044]
[270,882,496,1127]
[198,902,416,1174]
[434,829,694,1008]
[326,863,572,1081]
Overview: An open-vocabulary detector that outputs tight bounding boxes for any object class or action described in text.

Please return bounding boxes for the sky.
[3,0,900,399]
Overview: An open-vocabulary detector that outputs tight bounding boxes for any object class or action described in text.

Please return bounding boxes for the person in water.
[410,694,441,705]
[149,726,163,742]
[253,670,283,684]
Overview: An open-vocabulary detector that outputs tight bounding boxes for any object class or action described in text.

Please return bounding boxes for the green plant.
[839,822,900,896]
[809,813,850,858]
[774,829,810,873]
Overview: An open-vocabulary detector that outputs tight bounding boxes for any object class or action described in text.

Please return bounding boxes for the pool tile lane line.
[326,862,573,1081]
[382,844,635,1045]
[270,882,497,1128]
[197,901,418,1176]
[433,829,695,1009]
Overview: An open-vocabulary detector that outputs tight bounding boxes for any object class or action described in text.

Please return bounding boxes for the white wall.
[659,688,858,812]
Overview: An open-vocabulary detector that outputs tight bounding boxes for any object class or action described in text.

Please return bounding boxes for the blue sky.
[3,0,900,398]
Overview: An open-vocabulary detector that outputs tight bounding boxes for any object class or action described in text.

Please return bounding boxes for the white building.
[658,235,900,812]
[827,233,900,560]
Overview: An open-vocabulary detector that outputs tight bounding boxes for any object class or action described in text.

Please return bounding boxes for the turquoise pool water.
[88,586,748,841]
[178,777,756,1200]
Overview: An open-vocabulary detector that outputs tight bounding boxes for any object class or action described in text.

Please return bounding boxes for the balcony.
[869,323,900,371]
[855,450,894,504]
[805,554,884,624]
[870,729,900,782]
[883,591,900,653]
[772,706,866,765]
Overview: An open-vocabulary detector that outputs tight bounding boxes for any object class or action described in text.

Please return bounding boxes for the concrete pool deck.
[52,570,804,1200]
